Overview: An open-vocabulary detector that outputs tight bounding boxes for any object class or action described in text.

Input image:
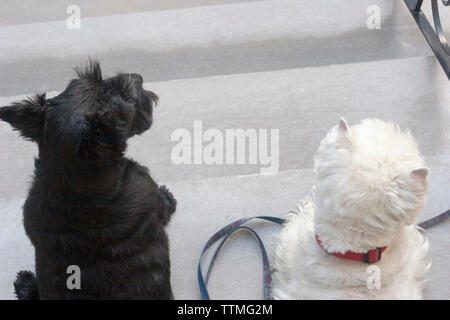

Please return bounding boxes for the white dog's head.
[313,118,428,251]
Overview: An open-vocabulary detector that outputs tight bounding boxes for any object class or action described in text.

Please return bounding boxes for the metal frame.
[404,0,450,79]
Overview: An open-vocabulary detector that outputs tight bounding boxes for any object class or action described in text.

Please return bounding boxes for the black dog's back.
[25,159,175,299]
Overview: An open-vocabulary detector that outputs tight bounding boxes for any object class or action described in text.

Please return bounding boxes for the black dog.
[0,60,176,299]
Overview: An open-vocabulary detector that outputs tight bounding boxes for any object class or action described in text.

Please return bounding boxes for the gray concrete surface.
[1,56,448,198]
[0,0,262,26]
[0,0,449,300]
[0,0,443,96]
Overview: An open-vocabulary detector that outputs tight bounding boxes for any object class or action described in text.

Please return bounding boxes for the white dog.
[272,118,430,299]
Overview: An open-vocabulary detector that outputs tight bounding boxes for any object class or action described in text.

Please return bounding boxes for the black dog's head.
[0,60,158,162]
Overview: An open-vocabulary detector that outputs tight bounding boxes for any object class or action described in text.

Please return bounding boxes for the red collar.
[315,234,388,264]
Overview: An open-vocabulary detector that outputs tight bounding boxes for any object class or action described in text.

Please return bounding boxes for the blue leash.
[197,216,285,300]
[198,210,449,300]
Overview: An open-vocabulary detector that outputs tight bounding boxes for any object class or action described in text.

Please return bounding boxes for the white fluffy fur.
[272,118,430,300]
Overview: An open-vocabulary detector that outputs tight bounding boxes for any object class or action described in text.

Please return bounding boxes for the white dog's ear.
[338,118,349,133]
[410,167,429,180]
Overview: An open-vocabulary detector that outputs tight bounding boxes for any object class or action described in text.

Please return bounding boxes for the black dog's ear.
[77,109,130,160]
[0,94,46,141]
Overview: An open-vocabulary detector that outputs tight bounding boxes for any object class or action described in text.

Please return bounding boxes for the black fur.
[1,60,176,299]
[14,271,39,300]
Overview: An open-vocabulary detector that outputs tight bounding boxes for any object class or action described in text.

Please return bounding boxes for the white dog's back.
[272,195,429,299]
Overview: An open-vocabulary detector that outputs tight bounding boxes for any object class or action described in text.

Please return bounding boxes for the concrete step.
[1,55,449,199]
[0,163,448,299]
[0,0,444,96]
[0,0,262,27]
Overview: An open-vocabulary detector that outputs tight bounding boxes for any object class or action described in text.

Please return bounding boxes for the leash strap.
[419,209,449,229]
[198,210,448,300]
[197,216,285,300]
